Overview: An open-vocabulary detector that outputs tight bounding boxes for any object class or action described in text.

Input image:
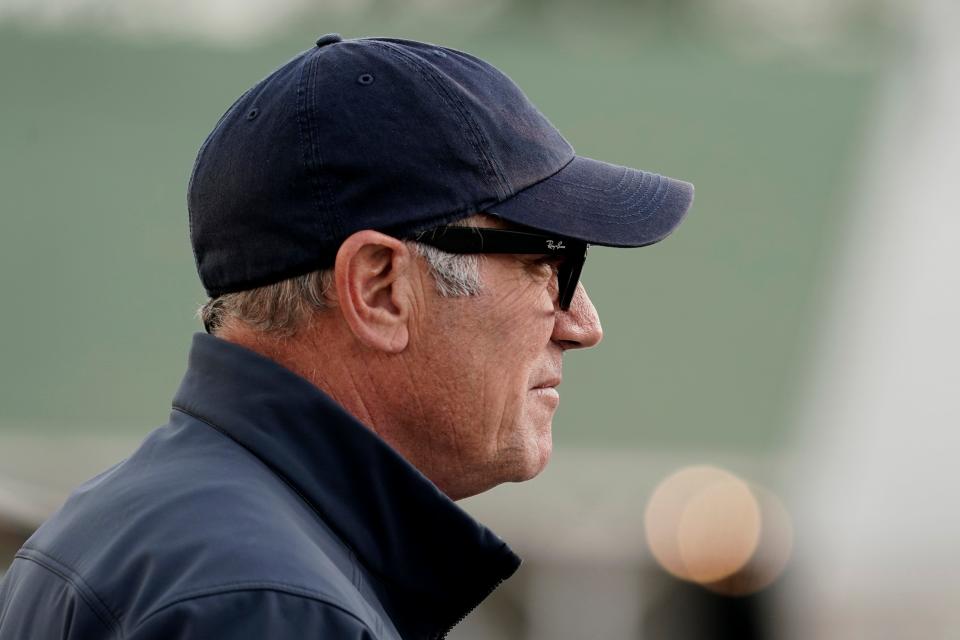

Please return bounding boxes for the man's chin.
[511,432,553,483]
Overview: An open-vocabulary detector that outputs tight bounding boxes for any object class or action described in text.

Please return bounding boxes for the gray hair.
[199,239,482,336]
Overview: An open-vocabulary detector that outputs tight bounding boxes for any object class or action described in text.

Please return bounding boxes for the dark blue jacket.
[0,334,520,639]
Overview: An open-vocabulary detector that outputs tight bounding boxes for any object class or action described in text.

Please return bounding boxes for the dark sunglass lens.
[557,263,575,310]
[557,250,586,311]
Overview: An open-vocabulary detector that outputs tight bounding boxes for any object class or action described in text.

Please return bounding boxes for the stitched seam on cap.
[519,170,671,220]
[550,172,663,210]
[491,153,576,206]
[553,165,632,192]
[370,41,511,200]
[521,195,658,222]
[188,86,256,290]
[520,188,664,222]
[297,53,341,244]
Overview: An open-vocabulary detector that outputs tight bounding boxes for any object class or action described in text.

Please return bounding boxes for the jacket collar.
[173,333,520,639]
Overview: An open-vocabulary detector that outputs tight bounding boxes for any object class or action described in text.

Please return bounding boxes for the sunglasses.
[415,226,589,310]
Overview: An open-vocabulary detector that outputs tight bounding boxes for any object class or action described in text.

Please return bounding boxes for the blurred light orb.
[644,466,762,585]
[705,486,794,596]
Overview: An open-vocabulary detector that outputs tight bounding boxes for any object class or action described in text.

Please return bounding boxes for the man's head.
[188,34,693,499]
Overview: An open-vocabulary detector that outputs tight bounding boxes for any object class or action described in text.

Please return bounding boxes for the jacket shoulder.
[0,550,119,639]
[15,414,389,636]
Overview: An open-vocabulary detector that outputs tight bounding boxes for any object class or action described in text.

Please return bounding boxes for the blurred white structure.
[0,0,903,50]
[786,0,960,636]
[0,0,507,43]
[0,0,333,42]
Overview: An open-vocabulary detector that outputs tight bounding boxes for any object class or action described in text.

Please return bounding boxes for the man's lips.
[531,384,560,402]
[532,378,561,390]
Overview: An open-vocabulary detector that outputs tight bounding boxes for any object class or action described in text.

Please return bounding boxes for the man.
[0,34,693,638]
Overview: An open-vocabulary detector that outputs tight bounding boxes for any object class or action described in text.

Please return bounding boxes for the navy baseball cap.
[188,34,694,297]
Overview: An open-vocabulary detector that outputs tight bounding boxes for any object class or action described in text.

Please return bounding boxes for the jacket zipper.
[437,577,506,639]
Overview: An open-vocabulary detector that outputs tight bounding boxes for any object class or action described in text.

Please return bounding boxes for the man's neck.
[214,320,477,498]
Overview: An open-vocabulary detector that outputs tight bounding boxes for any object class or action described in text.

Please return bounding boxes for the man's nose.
[552,282,603,350]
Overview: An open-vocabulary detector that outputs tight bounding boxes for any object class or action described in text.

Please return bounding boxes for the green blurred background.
[0,3,881,450]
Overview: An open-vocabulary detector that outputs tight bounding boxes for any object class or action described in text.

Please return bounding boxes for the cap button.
[315,33,343,48]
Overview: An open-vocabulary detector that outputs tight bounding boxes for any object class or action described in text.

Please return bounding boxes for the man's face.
[401,221,603,499]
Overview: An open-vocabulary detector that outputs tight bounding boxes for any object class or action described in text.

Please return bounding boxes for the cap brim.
[487,155,694,247]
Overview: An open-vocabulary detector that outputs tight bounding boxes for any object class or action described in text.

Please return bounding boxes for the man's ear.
[333,230,413,353]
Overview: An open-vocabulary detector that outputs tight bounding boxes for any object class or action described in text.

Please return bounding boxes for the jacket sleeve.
[129,589,379,639]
